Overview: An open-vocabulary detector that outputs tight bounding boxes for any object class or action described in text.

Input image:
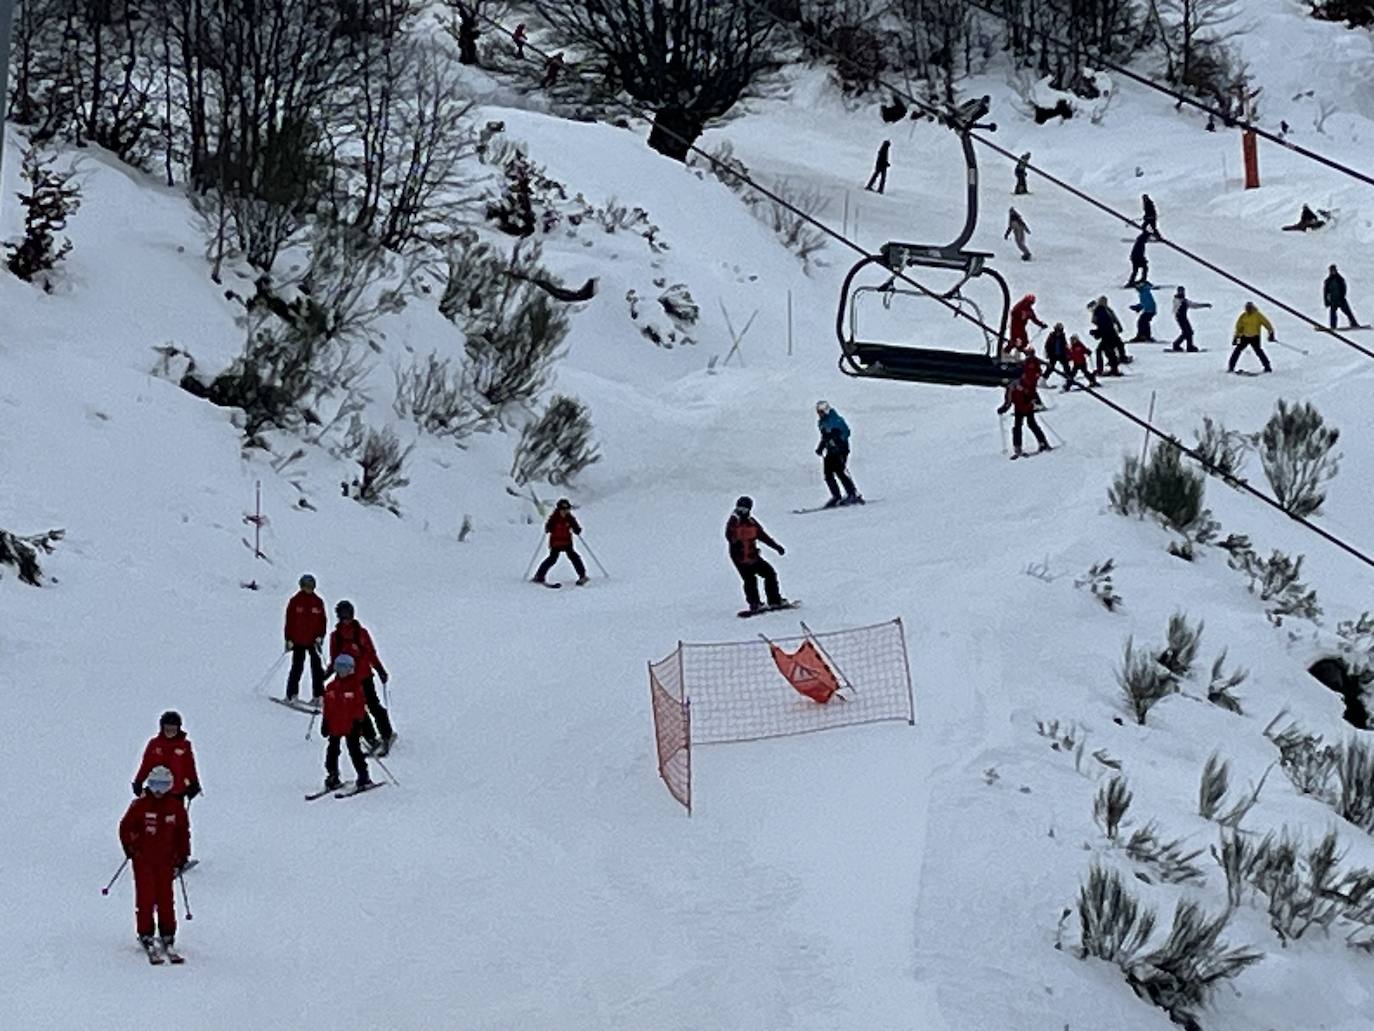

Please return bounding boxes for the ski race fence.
[648,618,916,813]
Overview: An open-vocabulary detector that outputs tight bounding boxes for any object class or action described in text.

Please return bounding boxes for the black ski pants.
[326,722,369,781]
[1014,173,1028,195]
[357,675,394,744]
[1171,314,1196,351]
[1329,300,1357,329]
[535,546,586,582]
[1095,335,1124,374]
[1044,356,1073,382]
[1065,361,1098,388]
[286,642,325,700]
[734,558,782,608]
[1132,311,1155,341]
[1228,335,1272,372]
[865,166,887,193]
[1011,412,1049,451]
[1127,259,1148,285]
[823,449,857,501]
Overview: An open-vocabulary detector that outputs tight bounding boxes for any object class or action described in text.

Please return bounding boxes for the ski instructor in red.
[725,496,789,615]
[119,765,189,961]
[131,710,200,873]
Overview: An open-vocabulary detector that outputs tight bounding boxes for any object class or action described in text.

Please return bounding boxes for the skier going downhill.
[998,378,1051,459]
[1324,264,1359,330]
[131,711,200,875]
[119,765,189,962]
[1141,194,1159,237]
[1171,286,1211,352]
[533,498,589,585]
[1009,293,1046,353]
[1126,231,1150,286]
[726,497,788,614]
[321,653,372,793]
[284,573,327,704]
[1229,301,1275,374]
[815,402,862,508]
[329,601,394,756]
[1004,207,1032,261]
[865,140,891,194]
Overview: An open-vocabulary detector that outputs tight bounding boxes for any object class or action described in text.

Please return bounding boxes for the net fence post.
[896,617,916,725]
[683,696,692,817]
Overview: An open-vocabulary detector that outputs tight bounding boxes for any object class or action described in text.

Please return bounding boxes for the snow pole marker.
[101,857,129,895]
[1141,390,1156,465]
[178,871,193,921]
[580,535,610,579]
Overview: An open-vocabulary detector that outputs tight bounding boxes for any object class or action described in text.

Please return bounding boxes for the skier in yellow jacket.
[1229,301,1275,374]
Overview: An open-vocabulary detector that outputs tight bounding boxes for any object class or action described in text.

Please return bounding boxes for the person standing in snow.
[533,498,589,585]
[725,497,787,614]
[119,765,189,960]
[321,653,372,793]
[1229,301,1275,374]
[1170,287,1211,352]
[1324,264,1359,330]
[998,378,1051,459]
[1090,295,1127,375]
[1141,194,1159,237]
[1042,322,1070,381]
[1005,207,1032,261]
[329,601,394,756]
[131,711,200,874]
[1013,152,1030,195]
[512,22,528,58]
[1009,293,1046,353]
[1129,280,1158,342]
[1126,231,1150,286]
[284,573,327,705]
[1064,335,1099,390]
[815,402,862,508]
[865,140,891,194]
[540,52,564,89]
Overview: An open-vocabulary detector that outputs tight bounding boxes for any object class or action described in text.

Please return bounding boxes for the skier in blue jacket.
[1129,281,1158,342]
[815,402,863,508]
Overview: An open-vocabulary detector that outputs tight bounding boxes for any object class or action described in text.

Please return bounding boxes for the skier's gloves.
[815,446,824,456]
[285,640,292,652]
[776,545,786,556]
[185,782,201,801]
[379,671,390,685]
[131,781,143,797]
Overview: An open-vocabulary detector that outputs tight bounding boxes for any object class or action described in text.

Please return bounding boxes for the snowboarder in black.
[1141,194,1159,237]
[1324,264,1359,330]
[865,140,891,194]
[725,497,787,613]
[1090,296,1127,375]
[1282,205,1326,232]
[1005,207,1032,261]
[1126,231,1150,286]
[1171,287,1211,352]
[815,402,862,507]
[1042,323,1071,381]
[1014,152,1030,195]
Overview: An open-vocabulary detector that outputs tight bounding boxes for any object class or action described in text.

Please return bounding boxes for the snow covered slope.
[4,4,1374,1027]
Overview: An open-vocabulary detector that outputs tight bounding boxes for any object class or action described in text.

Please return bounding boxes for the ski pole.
[580,535,610,578]
[372,754,400,787]
[1271,337,1308,356]
[306,711,317,741]
[251,652,290,696]
[524,534,545,580]
[1040,416,1066,448]
[101,857,129,895]
[178,871,193,921]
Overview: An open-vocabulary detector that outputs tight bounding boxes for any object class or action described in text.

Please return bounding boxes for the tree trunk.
[458,15,478,65]
[647,107,706,162]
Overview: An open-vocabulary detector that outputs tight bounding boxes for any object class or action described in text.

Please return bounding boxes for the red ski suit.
[999,379,1040,416]
[284,590,327,646]
[1009,296,1045,349]
[120,793,189,937]
[133,732,200,798]
[329,621,387,682]
[545,510,581,548]
[323,672,368,738]
[1069,340,1092,369]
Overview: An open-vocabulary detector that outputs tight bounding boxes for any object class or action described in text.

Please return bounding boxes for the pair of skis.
[304,780,386,802]
[791,498,876,515]
[142,939,185,965]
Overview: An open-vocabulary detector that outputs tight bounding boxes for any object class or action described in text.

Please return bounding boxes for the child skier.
[1171,287,1211,352]
[284,573,327,704]
[1009,293,1046,353]
[865,140,891,194]
[725,497,788,614]
[1126,231,1150,286]
[1129,281,1158,341]
[1065,335,1099,390]
[1042,323,1070,381]
[131,711,200,874]
[1229,301,1275,374]
[119,765,189,962]
[998,378,1051,459]
[1005,208,1032,261]
[533,498,589,585]
[321,653,372,792]
[815,402,862,507]
[329,601,394,756]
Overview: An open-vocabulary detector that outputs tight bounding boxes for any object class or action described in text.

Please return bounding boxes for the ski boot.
[1037,443,1053,454]
[160,934,184,964]
[841,493,864,506]
[576,576,590,586]
[823,497,842,509]
[355,775,374,791]
[323,774,343,792]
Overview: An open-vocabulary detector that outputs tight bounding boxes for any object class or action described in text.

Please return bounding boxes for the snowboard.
[792,498,875,515]
[270,696,318,714]
[738,600,802,619]
[1315,325,1372,332]
[1161,348,1209,353]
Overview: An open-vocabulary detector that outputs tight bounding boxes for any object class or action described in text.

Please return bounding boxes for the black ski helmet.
[735,495,753,511]
[160,710,182,728]
[335,599,355,620]
[299,573,317,590]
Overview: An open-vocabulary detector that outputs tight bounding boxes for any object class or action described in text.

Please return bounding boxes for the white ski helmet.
[334,653,357,676]
[145,766,175,796]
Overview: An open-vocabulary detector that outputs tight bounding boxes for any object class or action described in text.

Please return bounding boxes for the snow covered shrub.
[1074,863,1156,966]
[1258,400,1341,517]
[1246,829,1355,944]
[1336,612,1374,679]
[1117,637,1179,725]
[690,140,757,202]
[1337,739,1374,833]
[1157,612,1203,680]
[625,282,701,348]
[392,354,491,443]
[1194,416,1249,484]
[1206,650,1248,715]
[765,177,830,272]
[1309,0,1374,29]
[342,423,412,515]
[1199,754,1231,820]
[1226,546,1322,626]
[1108,443,1210,535]
[5,142,81,291]
[486,149,537,237]
[1074,558,1122,611]
[510,395,601,487]
[1265,719,1340,799]
[0,528,65,586]
[1124,823,1207,885]
[1094,776,1133,841]
[465,282,570,408]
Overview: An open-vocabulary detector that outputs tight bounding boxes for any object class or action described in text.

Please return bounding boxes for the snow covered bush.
[486,148,538,238]
[1074,558,1122,611]
[1266,719,1341,800]
[1207,650,1248,715]
[0,528,65,586]
[510,395,601,487]
[1124,823,1207,885]
[1257,400,1341,518]
[765,178,830,272]
[464,281,570,409]
[1117,637,1179,725]
[1308,0,1374,29]
[1225,544,1322,626]
[690,140,757,202]
[1243,829,1374,945]
[1157,612,1203,680]
[392,354,491,444]
[1338,739,1374,833]
[1199,754,1232,820]
[1194,416,1249,484]
[626,282,701,349]
[342,423,412,516]
[1108,443,1211,536]
[1094,776,1133,840]
[5,142,81,291]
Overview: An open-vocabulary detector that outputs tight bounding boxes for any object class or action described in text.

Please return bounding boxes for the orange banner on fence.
[769,641,841,705]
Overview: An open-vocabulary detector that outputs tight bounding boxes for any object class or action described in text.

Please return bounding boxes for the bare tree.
[531,0,783,161]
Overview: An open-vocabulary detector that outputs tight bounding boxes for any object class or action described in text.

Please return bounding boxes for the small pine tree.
[1109,443,1208,533]
[1258,400,1341,517]
[6,143,82,291]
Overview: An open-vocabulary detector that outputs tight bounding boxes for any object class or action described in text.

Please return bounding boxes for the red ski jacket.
[134,732,200,797]
[999,380,1040,416]
[545,511,581,549]
[330,621,387,681]
[284,590,327,646]
[1069,340,1091,367]
[120,792,190,867]
[323,672,368,737]
[1010,297,1043,332]
[1020,354,1043,385]
[726,514,781,565]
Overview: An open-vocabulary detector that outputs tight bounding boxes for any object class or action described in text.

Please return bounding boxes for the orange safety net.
[769,640,842,705]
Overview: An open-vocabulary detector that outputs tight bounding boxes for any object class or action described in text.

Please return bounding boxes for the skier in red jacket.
[132,710,200,873]
[329,600,394,756]
[1009,294,1046,354]
[998,379,1052,459]
[1064,335,1099,391]
[321,653,372,791]
[725,496,788,613]
[532,498,589,586]
[283,573,327,704]
[119,765,189,959]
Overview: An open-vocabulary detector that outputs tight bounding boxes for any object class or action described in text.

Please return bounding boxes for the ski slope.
[4,6,1374,1028]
